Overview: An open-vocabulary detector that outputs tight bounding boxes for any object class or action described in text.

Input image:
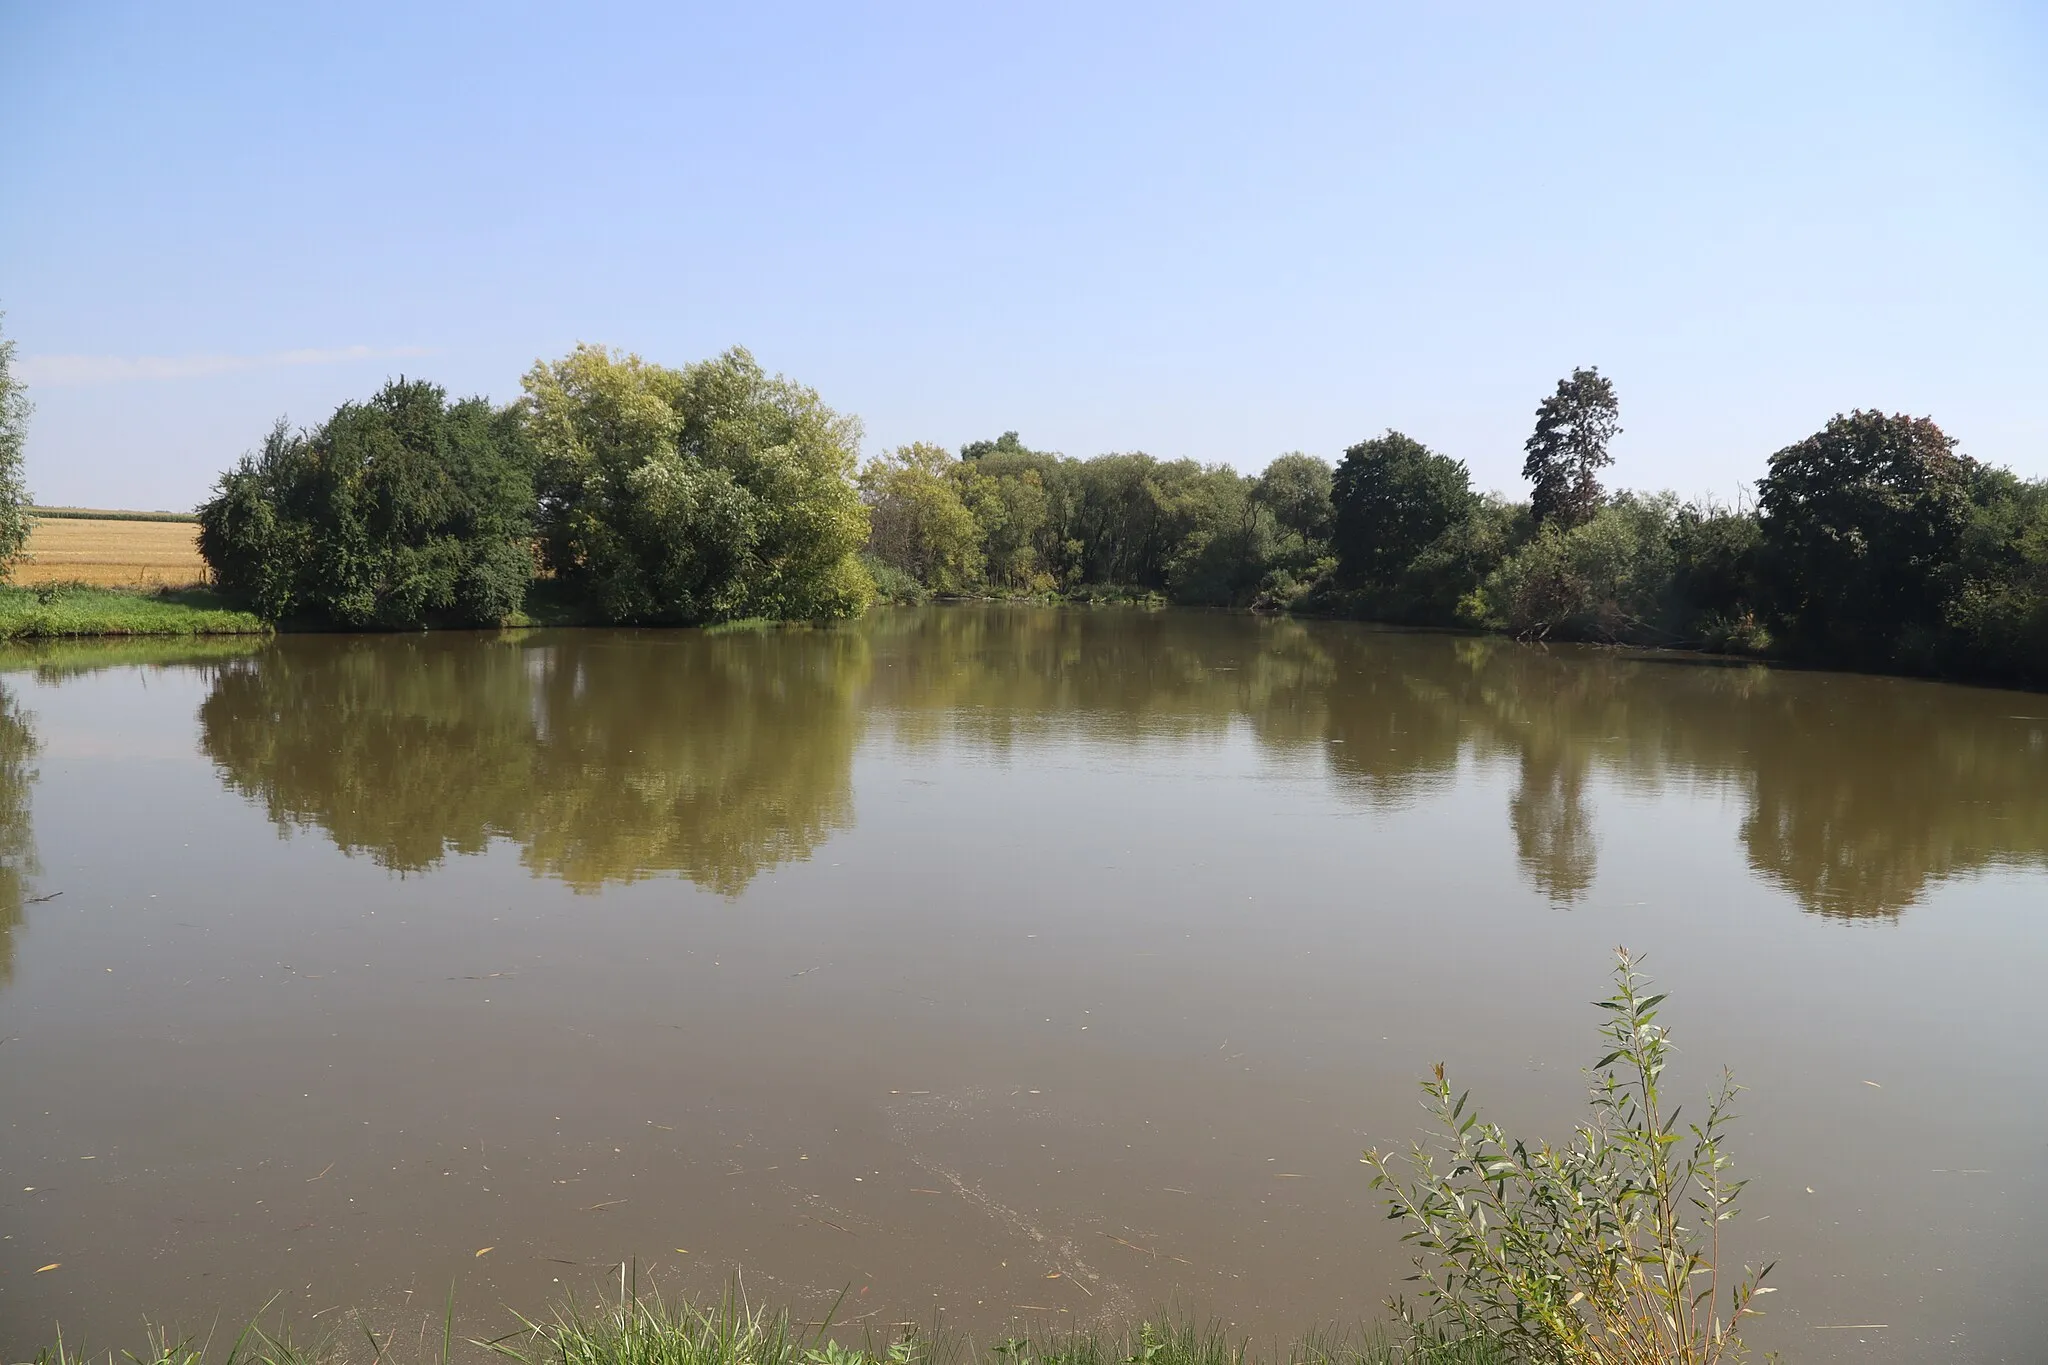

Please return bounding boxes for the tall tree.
[1331,431,1476,589]
[0,312,34,578]
[1757,409,1975,665]
[1523,367,1620,528]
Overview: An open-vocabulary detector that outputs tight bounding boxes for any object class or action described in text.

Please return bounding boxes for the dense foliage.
[0,312,34,578]
[186,349,2048,688]
[521,345,872,625]
[1303,372,2048,690]
[1328,432,1491,622]
[198,379,537,627]
[1756,410,1976,667]
[863,434,1322,608]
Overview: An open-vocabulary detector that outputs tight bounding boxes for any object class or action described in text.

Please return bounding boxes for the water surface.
[1,609,2044,1361]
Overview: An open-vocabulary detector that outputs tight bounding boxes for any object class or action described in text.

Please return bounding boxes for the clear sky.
[3,1,2044,512]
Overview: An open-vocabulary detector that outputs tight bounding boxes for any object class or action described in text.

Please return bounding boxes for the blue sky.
[3,1,2043,512]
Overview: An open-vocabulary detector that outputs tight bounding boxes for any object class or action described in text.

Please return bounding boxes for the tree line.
[863,366,2048,689]
[133,335,2048,689]
[195,345,872,630]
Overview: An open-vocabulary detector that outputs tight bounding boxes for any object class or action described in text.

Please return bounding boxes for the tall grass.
[0,584,265,639]
[25,1292,1506,1365]
[482,1294,1505,1365]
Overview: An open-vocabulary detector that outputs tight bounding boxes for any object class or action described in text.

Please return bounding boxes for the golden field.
[16,516,209,588]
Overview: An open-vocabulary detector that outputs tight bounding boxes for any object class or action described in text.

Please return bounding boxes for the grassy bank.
[0,584,267,640]
[30,1294,1506,1365]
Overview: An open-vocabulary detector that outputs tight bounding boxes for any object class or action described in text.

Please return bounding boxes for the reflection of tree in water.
[514,631,868,895]
[199,630,868,897]
[864,609,2048,916]
[1508,756,1597,903]
[1411,641,2048,917]
[190,610,2048,918]
[201,638,539,870]
[861,606,1324,751]
[0,683,38,982]
[1736,683,2048,919]
[1302,632,1472,811]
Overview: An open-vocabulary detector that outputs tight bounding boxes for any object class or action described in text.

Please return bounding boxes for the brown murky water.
[1,608,2044,1361]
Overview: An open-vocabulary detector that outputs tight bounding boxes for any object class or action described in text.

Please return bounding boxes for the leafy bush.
[521,345,872,625]
[861,552,929,605]
[1365,949,1772,1365]
[1476,497,1677,643]
[198,380,537,628]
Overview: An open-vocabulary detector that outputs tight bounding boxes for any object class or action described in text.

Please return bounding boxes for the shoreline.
[0,583,267,641]
[6,585,2044,698]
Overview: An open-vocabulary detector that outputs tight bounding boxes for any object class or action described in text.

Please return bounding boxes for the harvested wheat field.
[17,515,208,588]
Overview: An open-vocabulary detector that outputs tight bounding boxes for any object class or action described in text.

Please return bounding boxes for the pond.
[1,608,2044,1362]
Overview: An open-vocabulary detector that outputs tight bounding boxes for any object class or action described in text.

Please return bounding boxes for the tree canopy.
[1523,367,1620,528]
[176,348,2048,692]
[1757,410,1975,665]
[1332,432,1476,586]
[519,344,873,624]
[0,312,33,577]
[198,379,537,628]
[860,442,984,594]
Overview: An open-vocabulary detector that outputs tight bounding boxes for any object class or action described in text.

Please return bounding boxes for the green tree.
[1070,452,1168,585]
[0,312,35,578]
[1757,410,1975,666]
[961,430,1034,462]
[860,442,984,593]
[957,459,1052,591]
[1478,495,1677,642]
[1939,465,2048,687]
[959,434,1081,586]
[1330,431,1480,600]
[520,344,873,624]
[1159,461,1270,605]
[1523,366,1620,528]
[1254,452,1334,545]
[1667,502,1766,649]
[198,379,538,627]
